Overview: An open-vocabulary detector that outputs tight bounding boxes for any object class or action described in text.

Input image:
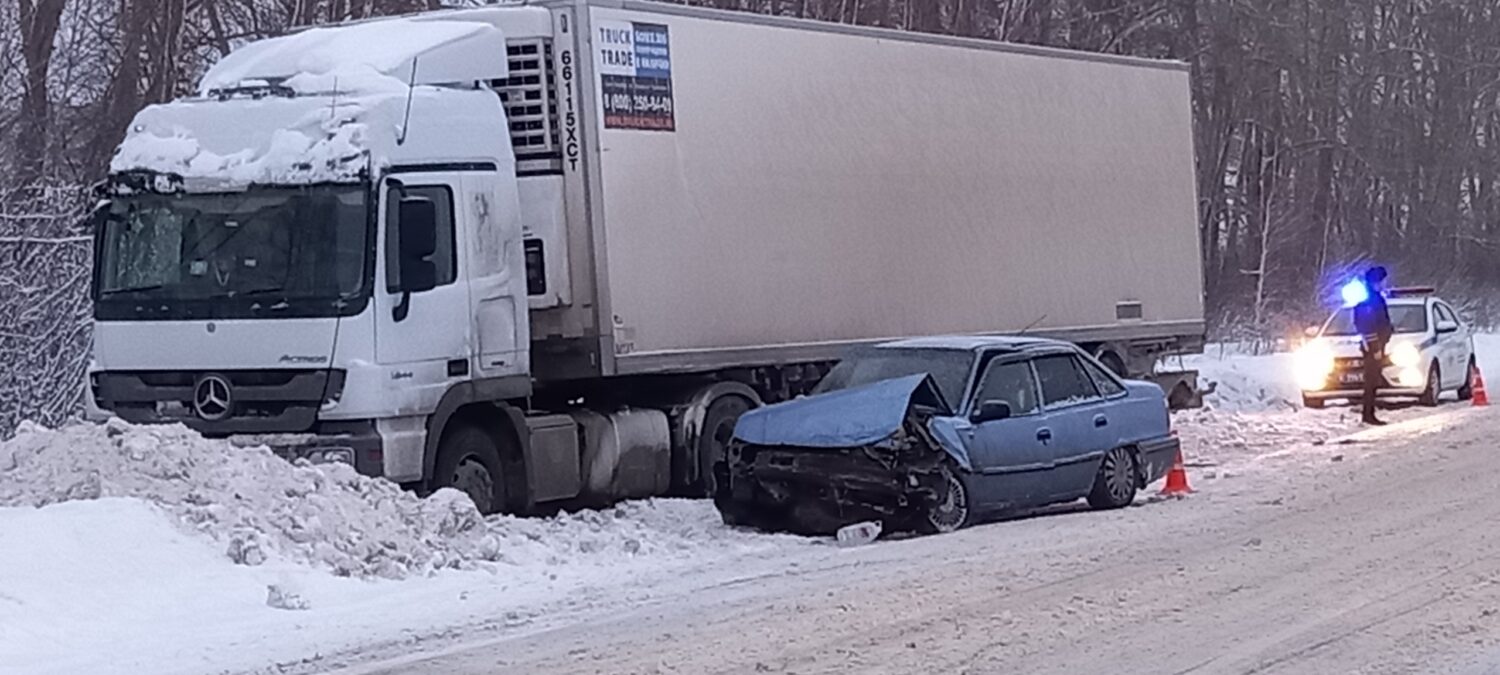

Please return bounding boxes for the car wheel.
[1419,362,1441,407]
[1087,446,1138,510]
[923,465,971,534]
[432,424,507,515]
[1458,357,1477,401]
[1302,395,1326,410]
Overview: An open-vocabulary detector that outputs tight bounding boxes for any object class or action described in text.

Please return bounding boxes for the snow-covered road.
[337,405,1500,675]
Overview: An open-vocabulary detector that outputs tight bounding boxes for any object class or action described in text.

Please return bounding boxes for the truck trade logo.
[596,20,675,132]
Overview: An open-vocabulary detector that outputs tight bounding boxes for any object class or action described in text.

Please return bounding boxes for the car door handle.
[1094,414,1108,428]
[1037,428,1053,443]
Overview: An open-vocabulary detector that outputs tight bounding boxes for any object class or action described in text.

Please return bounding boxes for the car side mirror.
[397,197,438,294]
[1303,326,1320,338]
[1436,319,1459,334]
[972,400,1013,424]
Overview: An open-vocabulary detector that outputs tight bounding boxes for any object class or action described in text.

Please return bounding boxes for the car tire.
[1419,362,1441,407]
[922,465,972,534]
[1087,446,1138,510]
[432,424,508,515]
[1302,395,1326,410]
[1458,357,1477,401]
[696,396,753,498]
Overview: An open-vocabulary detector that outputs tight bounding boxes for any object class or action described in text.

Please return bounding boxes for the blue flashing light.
[1340,278,1370,307]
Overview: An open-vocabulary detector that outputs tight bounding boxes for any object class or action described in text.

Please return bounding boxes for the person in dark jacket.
[1352,266,1394,425]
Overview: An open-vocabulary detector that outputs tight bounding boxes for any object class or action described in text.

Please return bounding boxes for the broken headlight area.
[714,417,951,536]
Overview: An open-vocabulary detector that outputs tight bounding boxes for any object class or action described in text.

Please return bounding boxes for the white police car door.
[1434,302,1468,385]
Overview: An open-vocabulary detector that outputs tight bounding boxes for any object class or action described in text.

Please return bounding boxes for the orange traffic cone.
[1160,449,1193,497]
[1473,365,1489,407]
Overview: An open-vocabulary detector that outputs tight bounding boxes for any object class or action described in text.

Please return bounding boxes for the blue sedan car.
[713,336,1180,535]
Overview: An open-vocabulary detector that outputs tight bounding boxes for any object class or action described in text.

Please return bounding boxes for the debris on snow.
[267,582,311,611]
[835,521,882,548]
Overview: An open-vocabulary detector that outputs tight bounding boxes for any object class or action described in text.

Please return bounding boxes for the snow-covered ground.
[2,337,1497,675]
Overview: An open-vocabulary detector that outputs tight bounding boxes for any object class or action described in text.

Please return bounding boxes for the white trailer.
[88,0,1204,514]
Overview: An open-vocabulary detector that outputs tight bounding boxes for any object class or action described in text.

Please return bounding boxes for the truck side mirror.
[397,197,438,294]
[972,400,1013,424]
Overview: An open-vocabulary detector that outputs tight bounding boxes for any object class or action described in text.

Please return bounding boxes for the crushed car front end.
[712,373,967,535]
[714,415,953,535]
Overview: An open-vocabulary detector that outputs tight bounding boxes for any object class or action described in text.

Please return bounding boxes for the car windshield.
[95,185,369,320]
[813,348,974,407]
[1321,304,1427,336]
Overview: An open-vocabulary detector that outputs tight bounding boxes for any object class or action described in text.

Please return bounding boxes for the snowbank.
[0,420,797,581]
[0,420,809,675]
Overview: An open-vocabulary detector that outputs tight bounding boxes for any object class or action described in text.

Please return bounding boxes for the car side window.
[1034,354,1100,408]
[974,360,1040,416]
[385,185,458,292]
[1079,357,1126,397]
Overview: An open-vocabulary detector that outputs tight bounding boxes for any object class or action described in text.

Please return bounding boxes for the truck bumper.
[229,420,385,477]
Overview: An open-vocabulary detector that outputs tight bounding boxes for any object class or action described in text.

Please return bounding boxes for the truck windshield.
[814,348,974,408]
[94,185,370,320]
[1321,304,1427,336]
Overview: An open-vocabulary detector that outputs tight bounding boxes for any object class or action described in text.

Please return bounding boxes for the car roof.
[874,335,1069,353]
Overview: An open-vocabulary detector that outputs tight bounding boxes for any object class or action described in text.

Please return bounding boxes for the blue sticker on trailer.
[597,21,675,131]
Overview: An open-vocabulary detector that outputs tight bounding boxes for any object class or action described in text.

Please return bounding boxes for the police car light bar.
[1388,286,1436,298]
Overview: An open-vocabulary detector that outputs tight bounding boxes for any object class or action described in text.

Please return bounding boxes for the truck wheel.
[1459,358,1477,401]
[1096,349,1127,378]
[433,425,507,515]
[697,396,752,498]
[1419,362,1441,407]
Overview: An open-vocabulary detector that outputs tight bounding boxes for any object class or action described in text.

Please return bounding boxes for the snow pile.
[0,419,495,579]
[1172,344,1303,413]
[0,419,800,582]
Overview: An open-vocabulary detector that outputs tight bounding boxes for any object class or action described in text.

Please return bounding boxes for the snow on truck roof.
[111,16,516,187]
[199,18,508,94]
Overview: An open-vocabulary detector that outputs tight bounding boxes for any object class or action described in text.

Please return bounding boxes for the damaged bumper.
[713,441,948,535]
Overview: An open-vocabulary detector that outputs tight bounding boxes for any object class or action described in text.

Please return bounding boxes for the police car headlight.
[1294,341,1335,390]
[1388,342,1421,368]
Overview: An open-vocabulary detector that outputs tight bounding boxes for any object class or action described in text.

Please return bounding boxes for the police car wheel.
[1419,362,1441,407]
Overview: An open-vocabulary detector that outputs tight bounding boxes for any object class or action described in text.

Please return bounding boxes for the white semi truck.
[87,0,1205,514]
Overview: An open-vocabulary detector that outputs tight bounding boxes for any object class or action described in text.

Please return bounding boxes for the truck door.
[460,172,527,380]
[376,173,474,405]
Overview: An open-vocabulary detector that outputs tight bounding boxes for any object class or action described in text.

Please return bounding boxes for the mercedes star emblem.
[193,374,233,421]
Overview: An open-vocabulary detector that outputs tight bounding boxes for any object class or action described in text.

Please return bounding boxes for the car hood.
[733,374,952,449]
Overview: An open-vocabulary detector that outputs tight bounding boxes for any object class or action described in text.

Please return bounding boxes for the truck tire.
[696,396,752,498]
[432,424,508,515]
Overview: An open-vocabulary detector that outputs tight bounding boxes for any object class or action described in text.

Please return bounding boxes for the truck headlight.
[1295,342,1334,390]
[1388,342,1421,368]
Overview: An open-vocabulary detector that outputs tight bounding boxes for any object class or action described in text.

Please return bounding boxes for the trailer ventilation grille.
[1116,301,1144,321]
[492,39,560,165]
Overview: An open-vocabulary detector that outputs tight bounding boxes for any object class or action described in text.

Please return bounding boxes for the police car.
[1295,288,1477,408]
